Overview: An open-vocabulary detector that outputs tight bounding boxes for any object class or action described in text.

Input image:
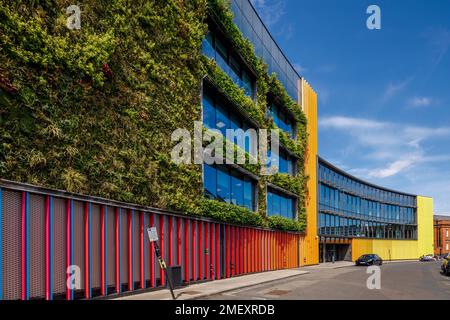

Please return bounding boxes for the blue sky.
[251,0,450,214]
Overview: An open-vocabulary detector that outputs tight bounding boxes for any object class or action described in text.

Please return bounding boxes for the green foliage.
[203,57,266,126]
[268,215,305,232]
[267,173,302,195]
[200,199,265,227]
[207,0,258,72]
[267,74,308,160]
[203,0,308,229]
[0,0,206,213]
[0,0,307,232]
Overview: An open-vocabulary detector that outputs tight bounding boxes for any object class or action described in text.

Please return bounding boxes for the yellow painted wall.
[352,196,434,261]
[300,79,319,266]
[417,196,434,256]
[298,78,434,265]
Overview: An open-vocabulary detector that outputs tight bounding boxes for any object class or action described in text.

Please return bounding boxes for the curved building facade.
[229,0,434,264]
[318,157,434,262]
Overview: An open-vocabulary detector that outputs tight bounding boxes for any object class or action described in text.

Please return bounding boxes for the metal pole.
[153,241,176,300]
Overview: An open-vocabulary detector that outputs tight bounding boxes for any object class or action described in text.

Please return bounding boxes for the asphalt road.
[203,261,450,300]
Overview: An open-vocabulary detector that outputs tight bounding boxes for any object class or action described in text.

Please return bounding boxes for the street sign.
[147,227,159,242]
[146,225,175,300]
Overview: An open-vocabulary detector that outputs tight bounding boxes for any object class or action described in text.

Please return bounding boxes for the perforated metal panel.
[1,190,21,300]
[72,201,85,291]
[133,212,140,284]
[154,215,160,284]
[121,210,128,288]
[107,206,115,286]
[91,204,101,289]
[188,219,192,281]
[29,194,45,299]
[0,182,304,299]
[144,213,151,282]
[52,197,66,296]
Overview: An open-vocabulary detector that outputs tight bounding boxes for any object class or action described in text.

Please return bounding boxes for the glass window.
[202,32,215,59]
[242,70,253,98]
[231,174,244,206]
[203,87,257,153]
[216,103,229,137]
[268,102,295,138]
[217,167,230,203]
[280,196,288,217]
[202,29,255,98]
[203,93,215,129]
[243,178,253,210]
[267,189,295,219]
[204,164,217,199]
[267,149,295,176]
[204,165,256,211]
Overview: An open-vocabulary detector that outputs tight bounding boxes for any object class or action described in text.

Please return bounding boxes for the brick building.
[434,215,450,255]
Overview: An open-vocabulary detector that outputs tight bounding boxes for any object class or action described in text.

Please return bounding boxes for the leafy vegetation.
[0,0,307,231]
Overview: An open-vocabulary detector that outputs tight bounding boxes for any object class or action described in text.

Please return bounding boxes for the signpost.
[147,226,176,300]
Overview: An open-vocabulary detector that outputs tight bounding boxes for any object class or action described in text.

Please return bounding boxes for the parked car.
[419,255,437,262]
[355,254,383,266]
[441,256,450,276]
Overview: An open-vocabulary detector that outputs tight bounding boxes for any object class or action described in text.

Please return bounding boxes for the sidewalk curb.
[190,271,310,300]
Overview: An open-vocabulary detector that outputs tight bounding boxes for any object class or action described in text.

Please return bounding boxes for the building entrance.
[319,243,352,263]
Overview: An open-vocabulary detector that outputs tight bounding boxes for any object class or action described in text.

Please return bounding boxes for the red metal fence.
[0,179,302,300]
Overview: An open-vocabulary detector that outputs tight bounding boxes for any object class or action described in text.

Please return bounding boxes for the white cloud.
[409,96,432,107]
[250,0,286,28]
[383,77,413,100]
[368,156,420,178]
[319,115,450,178]
[293,63,307,74]
[422,28,450,68]
[319,116,386,130]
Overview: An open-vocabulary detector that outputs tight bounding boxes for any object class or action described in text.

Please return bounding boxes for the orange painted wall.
[300,79,319,266]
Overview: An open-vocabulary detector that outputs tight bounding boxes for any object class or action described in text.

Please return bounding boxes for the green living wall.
[0,0,307,231]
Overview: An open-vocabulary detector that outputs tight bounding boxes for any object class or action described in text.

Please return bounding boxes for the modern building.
[227,0,433,264]
[434,215,450,255]
[317,158,434,262]
[0,0,434,300]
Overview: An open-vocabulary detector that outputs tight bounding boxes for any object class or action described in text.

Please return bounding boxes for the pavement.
[113,260,450,300]
[204,261,450,300]
[114,269,308,300]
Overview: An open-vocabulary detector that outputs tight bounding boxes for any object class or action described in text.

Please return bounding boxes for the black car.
[355,254,383,266]
[441,256,450,276]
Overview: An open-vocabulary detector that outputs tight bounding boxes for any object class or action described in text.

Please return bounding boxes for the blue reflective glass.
[272,193,280,215]
[203,94,215,129]
[279,155,287,174]
[242,70,253,98]
[267,190,273,215]
[204,164,216,199]
[202,32,215,59]
[280,197,288,217]
[231,175,244,206]
[287,199,293,219]
[216,104,229,137]
[217,168,230,203]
